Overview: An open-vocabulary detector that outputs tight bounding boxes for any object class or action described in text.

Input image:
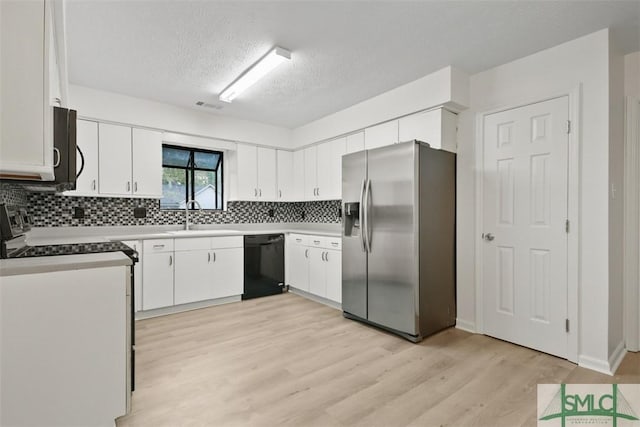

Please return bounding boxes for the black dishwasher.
[243,234,285,300]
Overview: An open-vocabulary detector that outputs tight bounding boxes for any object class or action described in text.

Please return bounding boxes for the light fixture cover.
[219,46,291,103]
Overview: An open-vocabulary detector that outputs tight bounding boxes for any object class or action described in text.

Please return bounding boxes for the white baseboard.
[578,344,626,376]
[455,318,476,333]
[288,287,342,310]
[135,295,241,319]
[608,341,627,375]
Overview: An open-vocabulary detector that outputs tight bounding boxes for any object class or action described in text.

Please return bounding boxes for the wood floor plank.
[117,293,640,427]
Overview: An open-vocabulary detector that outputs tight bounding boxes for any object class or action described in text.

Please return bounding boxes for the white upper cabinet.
[345,132,365,154]
[398,108,458,152]
[292,150,305,201]
[71,120,99,195]
[234,144,277,201]
[0,0,67,181]
[97,123,162,197]
[98,123,133,195]
[364,120,398,150]
[302,138,345,201]
[132,128,163,197]
[256,147,277,200]
[276,150,293,201]
[303,146,318,200]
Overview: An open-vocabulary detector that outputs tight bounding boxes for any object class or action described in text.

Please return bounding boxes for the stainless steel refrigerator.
[342,140,456,342]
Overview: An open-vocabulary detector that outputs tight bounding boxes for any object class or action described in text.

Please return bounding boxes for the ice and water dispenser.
[343,202,361,237]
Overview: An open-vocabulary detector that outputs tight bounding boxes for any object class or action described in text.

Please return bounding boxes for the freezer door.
[366,142,418,335]
[342,150,367,319]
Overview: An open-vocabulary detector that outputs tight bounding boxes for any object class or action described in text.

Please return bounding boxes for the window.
[160,144,223,210]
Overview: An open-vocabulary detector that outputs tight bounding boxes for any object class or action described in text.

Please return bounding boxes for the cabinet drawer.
[143,239,174,253]
[309,236,326,248]
[174,237,210,251]
[325,237,342,250]
[289,234,309,246]
[211,236,243,249]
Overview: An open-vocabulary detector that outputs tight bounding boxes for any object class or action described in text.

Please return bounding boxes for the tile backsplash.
[1,184,341,227]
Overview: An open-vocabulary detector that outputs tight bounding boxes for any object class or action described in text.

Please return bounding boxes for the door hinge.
[566,120,571,134]
[565,318,570,333]
[565,219,570,233]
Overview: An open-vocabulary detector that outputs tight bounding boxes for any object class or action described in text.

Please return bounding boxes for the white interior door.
[482,96,569,358]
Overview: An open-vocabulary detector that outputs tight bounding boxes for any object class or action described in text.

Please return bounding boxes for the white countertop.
[26,223,342,245]
[0,252,133,277]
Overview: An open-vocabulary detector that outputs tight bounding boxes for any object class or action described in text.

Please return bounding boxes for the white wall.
[608,36,625,359]
[456,29,613,366]
[624,52,640,98]
[68,85,293,149]
[291,66,469,148]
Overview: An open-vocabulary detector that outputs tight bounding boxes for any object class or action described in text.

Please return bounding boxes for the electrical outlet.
[134,207,147,218]
[267,209,275,218]
[73,207,84,219]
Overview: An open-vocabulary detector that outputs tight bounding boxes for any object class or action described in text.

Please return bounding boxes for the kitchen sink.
[167,229,241,237]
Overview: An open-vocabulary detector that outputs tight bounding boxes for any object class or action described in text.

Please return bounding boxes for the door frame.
[474,86,581,363]
[624,96,640,352]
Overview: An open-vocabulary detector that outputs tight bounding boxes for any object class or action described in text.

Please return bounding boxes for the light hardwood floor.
[118,293,640,427]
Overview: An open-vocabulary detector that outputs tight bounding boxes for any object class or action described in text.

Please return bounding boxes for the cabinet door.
[235,144,257,200]
[98,123,133,195]
[174,249,211,305]
[303,146,317,200]
[142,252,174,310]
[256,147,277,200]
[288,244,309,291]
[276,150,293,201]
[364,120,398,150]
[73,120,99,194]
[316,141,331,200]
[211,247,243,299]
[328,137,346,199]
[0,0,55,180]
[308,247,327,297]
[325,249,342,303]
[132,128,162,197]
[398,109,441,147]
[346,132,365,154]
[292,150,305,201]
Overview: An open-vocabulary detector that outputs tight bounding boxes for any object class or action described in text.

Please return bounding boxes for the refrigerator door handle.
[363,179,372,252]
[359,178,366,252]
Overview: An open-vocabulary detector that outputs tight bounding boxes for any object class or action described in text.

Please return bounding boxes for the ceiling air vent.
[195,101,223,110]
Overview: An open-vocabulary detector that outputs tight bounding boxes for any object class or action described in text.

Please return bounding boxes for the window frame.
[160,144,224,211]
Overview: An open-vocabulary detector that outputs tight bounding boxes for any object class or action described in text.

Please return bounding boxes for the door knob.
[483,233,495,241]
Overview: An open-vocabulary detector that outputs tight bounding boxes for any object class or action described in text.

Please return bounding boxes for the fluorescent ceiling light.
[219,46,291,103]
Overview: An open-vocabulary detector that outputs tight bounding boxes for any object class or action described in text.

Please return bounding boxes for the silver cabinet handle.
[153,244,165,249]
[279,190,282,198]
[313,240,320,245]
[305,248,309,258]
[208,252,211,262]
[317,187,320,197]
[213,252,216,262]
[53,148,61,167]
[325,251,329,262]
[254,188,257,197]
[134,182,138,193]
[92,179,96,191]
[259,189,262,197]
[295,238,302,243]
[483,233,495,241]
[331,242,339,247]
[127,181,131,192]
[169,255,172,266]
[359,179,366,252]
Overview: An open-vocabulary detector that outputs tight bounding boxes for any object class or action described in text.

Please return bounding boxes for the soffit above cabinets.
[66,1,639,129]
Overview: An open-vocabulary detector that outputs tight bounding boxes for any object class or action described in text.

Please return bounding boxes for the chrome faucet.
[184,199,202,230]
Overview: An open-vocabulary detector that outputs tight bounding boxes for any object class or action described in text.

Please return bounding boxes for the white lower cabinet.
[174,249,211,305]
[142,251,175,310]
[142,236,243,312]
[286,234,342,304]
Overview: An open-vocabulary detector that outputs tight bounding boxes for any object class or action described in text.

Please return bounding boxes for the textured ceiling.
[66,1,640,128]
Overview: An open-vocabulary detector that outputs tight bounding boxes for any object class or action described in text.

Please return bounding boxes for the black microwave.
[2,107,81,192]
